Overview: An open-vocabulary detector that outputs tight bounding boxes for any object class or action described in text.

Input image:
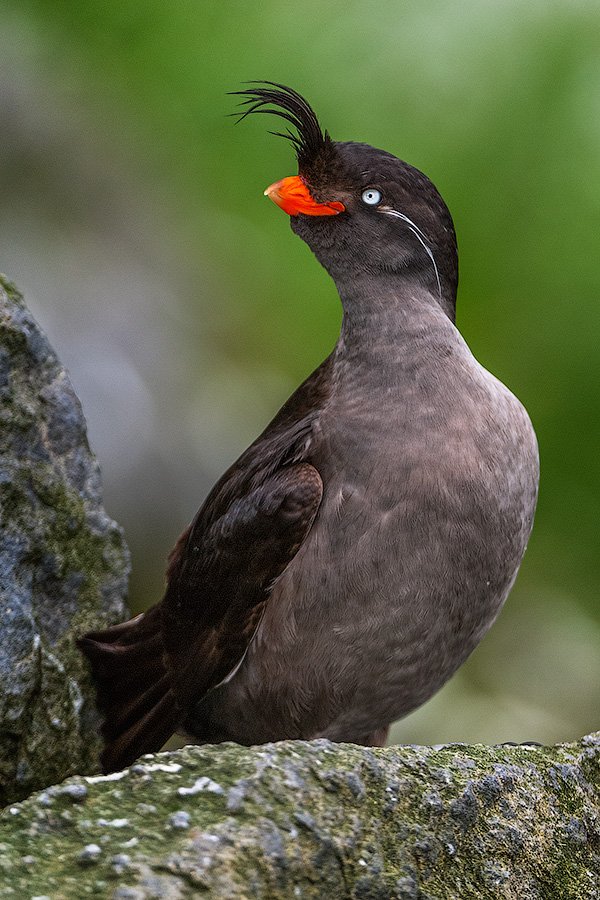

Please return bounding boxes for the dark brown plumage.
[79,354,333,771]
[79,83,538,773]
[231,81,333,169]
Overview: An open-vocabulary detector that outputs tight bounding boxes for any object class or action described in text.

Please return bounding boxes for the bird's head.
[233,82,458,320]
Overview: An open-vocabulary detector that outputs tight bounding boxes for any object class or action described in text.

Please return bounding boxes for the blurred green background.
[1,0,598,746]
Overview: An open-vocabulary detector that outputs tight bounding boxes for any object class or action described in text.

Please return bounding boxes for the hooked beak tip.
[263,176,345,217]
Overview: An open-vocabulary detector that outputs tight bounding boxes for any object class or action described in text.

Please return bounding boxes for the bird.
[78,82,539,774]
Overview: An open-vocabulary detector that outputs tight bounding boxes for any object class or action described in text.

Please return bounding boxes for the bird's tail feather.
[77,606,182,773]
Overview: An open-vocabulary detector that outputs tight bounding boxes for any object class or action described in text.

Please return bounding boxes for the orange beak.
[264,176,345,217]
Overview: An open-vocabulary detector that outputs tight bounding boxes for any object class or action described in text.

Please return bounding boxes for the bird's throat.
[329,278,460,407]
[336,276,455,354]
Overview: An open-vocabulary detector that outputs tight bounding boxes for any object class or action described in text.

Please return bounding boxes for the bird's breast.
[278,353,534,668]
[198,339,538,744]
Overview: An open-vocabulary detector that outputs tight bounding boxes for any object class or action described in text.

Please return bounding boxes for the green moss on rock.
[0,276,130,805]
[0,736,598,898]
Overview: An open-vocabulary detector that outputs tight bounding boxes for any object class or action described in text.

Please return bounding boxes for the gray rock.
[77,843,102,866]
[0,737,599,898]
[0,274,129,804]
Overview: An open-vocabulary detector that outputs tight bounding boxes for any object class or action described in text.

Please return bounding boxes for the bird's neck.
[334,274,457,371]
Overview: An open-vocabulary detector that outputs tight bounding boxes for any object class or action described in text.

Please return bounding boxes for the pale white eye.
[361,188,382,206]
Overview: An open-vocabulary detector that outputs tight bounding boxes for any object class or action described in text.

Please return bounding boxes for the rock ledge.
[1,736,599,898]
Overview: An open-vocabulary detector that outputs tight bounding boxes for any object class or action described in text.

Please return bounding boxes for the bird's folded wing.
[80,357,332,771]
[161,462,323,709]
[79,460,322,771]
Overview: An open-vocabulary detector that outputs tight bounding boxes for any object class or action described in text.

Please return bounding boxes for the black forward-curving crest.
[231,81,333,170]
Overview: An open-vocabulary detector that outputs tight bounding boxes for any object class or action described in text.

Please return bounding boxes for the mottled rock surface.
[0,736,599,898]
[0,274,129,804]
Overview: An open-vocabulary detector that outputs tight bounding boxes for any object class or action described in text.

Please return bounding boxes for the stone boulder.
[0,274,129,804]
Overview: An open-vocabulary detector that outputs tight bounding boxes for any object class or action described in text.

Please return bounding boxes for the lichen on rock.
[0,274,129,805]
[0,736,599,898]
